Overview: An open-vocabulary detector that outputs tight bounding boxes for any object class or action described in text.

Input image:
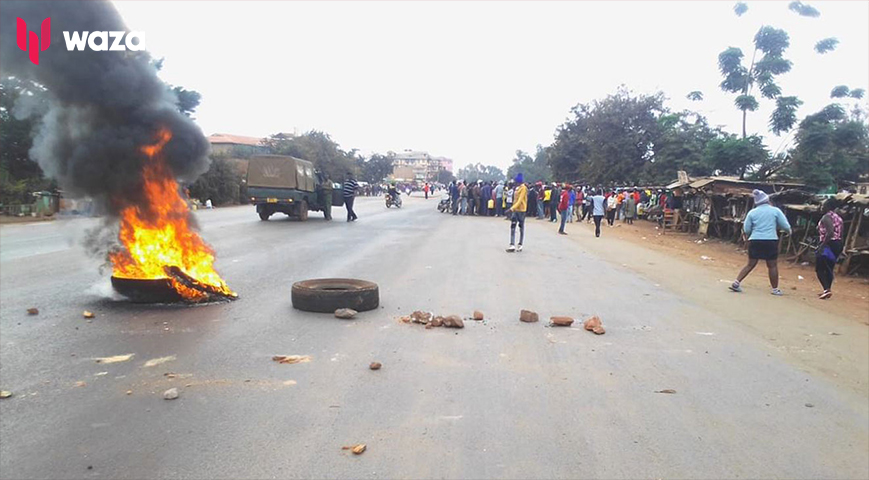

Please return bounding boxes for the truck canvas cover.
[247,155,315,192]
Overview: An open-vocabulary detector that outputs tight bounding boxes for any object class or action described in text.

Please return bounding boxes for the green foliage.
[356,153,394,183]
[187,155,243,206]
[814,37,839,54]
[734,95,759,112]
[850,89,865,99]
[263,131,357,181]
[644,112,718,184]
[830,85,850,98]
[436,169,456,184]
[456,163,505,183]
[788,1,820,17]
[0,77,49,205]
[769,96,803,135]
[703,135,769,179]
[718,48,745,77]
[754,56,792,75]
[759,81,782,99]
[506,146,552,183]
[686,91,704,101]
[734,2,748,16]
[786,105,869,190]
[754,27,790,57]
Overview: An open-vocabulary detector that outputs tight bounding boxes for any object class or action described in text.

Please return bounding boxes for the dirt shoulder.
[576,217,869,324]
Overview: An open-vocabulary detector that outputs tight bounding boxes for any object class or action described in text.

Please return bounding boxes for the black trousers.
[593,215,603,237]
[344,196,357,221]
[550,202,557,221]
[606,209,616,225]
[816,240,843,290]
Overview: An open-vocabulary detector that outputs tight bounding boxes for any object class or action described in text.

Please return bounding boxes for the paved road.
[1,195,867,479]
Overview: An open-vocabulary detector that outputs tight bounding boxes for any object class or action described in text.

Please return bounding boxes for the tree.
[814,37,839,54]
[686,91,704,101]
[506,145,552,183]
[456,163,504,183]
[0,77,52,205]
[703,135,770,179]
[436,169,455,184]
[718,25,798,138]
[187,154,242,205]
[356,153,394,183]
[786,104,869,190]
[644,112,719,184]
[263,131,356,181]
[788,1,820,17]
[734,2,748,16]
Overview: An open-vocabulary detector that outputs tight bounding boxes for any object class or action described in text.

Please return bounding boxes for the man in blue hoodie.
[730,189,791,295]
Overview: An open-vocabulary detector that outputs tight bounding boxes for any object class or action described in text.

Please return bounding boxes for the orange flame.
[110,128,236,301]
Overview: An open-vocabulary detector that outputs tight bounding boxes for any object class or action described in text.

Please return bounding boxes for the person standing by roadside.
[730,190,791,295]
[606,190,617,226]
[507,174,528,252]
[536,183,546,219]
[815,199,844,299]
[494,181,505,217]
[459,181,468,215]
[567,184,576,223]
[527,183,538,222]
[549,183,560,223]
[557,184,571,235]
[480,181,491,217]
[504,180,515,220]
[624,189,637,225]
[449,180,459,215]
[343,172,359,222]
[591,188,606,237]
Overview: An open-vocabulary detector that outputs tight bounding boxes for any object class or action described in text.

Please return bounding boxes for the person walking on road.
[591,189,606,237]
[506,174,528,252]
[815,199,844,300]
[424,183,430,200]
[606,190,617,226]
[557,184,571,235]
[730,189,791,295]
[343,172,359,222]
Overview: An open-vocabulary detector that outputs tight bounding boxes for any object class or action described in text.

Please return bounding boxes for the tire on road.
[291,278,379,313]
[297,200,308,221]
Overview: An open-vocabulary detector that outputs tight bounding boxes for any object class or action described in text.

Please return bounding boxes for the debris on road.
[272,355,313,365]
[94,372,108,377]
[805,403,814,408]
[74,381,87,388]
[163,388,179,400]
[125,390,132,395]
[583,316,606,335]
[655,389,677,394]
[143,355,176,368]
[343,444,367,455]
[797,275,804,280]
[83,311,96,319]
[430,316,444,327]
[26,308,39,316]
[283,380,297,386]
[472,310,484,321]
[369,362,382,370]
[334,308,357,319]
[443,315,464,328]
[411,311,432,324]
[549,316,574,327]
[95,354,134,364]
[520,310,539,323]
[0,390,12,399]
[828,332,841,336]
[700,255,713,261]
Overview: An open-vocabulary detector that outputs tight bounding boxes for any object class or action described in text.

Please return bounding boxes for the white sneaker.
[517,245,523,252]
[506,244,516,252]
[771,288,783,296]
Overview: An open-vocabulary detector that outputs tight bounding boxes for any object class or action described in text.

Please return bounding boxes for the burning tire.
[111,277,184,303]
[291,278,379,313]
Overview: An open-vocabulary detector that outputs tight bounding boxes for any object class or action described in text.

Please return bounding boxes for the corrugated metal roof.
[208,133,265,147]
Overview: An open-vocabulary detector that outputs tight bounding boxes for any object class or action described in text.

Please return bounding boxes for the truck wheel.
[258,207,271,221]
[297,200,308,221]
[291,278,379,313]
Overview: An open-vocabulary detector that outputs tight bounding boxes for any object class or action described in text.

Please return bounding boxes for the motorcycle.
[385,192,402,208]
[437,194,451,213]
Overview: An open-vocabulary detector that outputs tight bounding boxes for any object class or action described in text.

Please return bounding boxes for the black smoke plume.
[0,0,210,217]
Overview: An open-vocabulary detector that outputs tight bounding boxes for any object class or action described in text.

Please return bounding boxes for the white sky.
[113,1,868,170]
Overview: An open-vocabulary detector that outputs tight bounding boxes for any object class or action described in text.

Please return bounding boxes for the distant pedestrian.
[591,189,606,237]
[481,181,491,216]
[527,183,538,221]
[536,183,545,219]
[506,174,527,252]
[567,185,576,223]
[504,181,515,220]
[549,183,559,223]
[624,189,637,225]
[494,181,504,217]
[730,190,791,295]
[343,172,359,222]
[606,191,617,226]
[449,181,459,215]
[424,183,430,199]
[815,199,844,300]
[557,184,571,235]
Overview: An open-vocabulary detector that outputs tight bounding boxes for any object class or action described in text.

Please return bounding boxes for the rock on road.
[1,195,867,479]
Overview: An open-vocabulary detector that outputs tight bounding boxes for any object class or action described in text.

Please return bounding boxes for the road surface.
[1,195,867,479]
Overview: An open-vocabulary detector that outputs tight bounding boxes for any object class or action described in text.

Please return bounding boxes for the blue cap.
[515,173,524,184]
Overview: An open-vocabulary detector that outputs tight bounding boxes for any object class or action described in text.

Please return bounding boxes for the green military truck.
[246,155,342,221]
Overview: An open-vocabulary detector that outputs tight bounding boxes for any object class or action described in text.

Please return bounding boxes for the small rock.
[805,403,814,408]
[443,315,464,328]
[334,308,357,319]
[125,390,132,395]
[369,362,382,370]
[83,311,95,319]
[26,308,39,316]
[163,388,179,400]
[0,390,12,399]
[410,311,432,324]
[550,316,574,327]
[828,332,841,336]
[352,444,366,455]
[519,310,539,323]
[472,310,484,321]
[655,389,677,394]
[74,381,86,388]
[430,316,444,327]
[791,286,797,290]
[583,315,603,333]
[592,326,606,335]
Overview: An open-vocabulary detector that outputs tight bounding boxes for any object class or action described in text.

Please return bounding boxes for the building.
[388,150,453,183]
[208,133,269,157]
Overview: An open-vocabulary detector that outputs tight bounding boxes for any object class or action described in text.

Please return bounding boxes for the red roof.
[208,133,265,147]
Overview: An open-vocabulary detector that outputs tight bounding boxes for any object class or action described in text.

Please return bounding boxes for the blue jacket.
[744,204,791,241]
[449,184,459,200]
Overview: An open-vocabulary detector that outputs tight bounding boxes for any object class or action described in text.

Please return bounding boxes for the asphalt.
[1,195,867,479]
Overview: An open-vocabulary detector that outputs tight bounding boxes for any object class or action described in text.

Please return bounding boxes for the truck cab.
[246,155,342,221]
